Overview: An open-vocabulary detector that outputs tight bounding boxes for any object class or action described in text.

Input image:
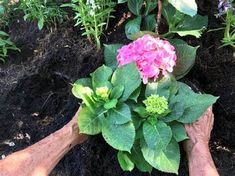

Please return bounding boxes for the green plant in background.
[117,0,206,82]
[62,0,116,49]
[161,3,208,38]
[215,0,235,47]
[122,0,157,39]
[17,0,66,30]
[0,0,10,27]
[221,8,235,47]
[124,0,208,40]
[0,30,20,62]
[0,0,18,28]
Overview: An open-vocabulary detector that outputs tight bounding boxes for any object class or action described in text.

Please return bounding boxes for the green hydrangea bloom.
[95,86,110,101]
[143,94,168,116]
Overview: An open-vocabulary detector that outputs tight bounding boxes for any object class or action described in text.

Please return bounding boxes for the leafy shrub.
[72,64,217,174]
[0,30,20,62]
[62,0,116,49]
[71,35,218,174]
[17,0,66,30]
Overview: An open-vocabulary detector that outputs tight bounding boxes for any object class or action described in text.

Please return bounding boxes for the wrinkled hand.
[184,107,214,155]
[0,107,89,176]
[65,107,88,145]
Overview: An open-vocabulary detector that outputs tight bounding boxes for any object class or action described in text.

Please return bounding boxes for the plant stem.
[93,12,101,50]
[155,0,162,34]
[79,0,92,43]
[224,17,231,41]
[160,31,172,38]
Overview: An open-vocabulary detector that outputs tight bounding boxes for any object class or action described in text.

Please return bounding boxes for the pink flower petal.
[116,35,177,84]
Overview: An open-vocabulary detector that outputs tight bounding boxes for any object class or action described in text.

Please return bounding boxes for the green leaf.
[175,15,208,38]
[104,99,118,110]
[162,4,184,29]
[127,0,143,15]
[162,4,208,38]
[23,14,30,21]
[0,31,9,36]
[154,77,172,99]
[108,103,132,124]
[110,85,124,99]
[145,0,157,15]
[125,16,142,40]
[174,82,219,123]
[38,17,44,30]
[141,138,180,174]
[0,6,5,15]
[163,101,185,122]
[72,84,93,100]
[143,14,156,31]
[131,114,142,129]
[133,105,148,118]
[145,75,177,99]
[168,0,197,17]
[130,31,158,40]
[170,121,188,142]
[78,107,103,135]
[143,121,172,150]
[129,143,153,172]
[104,44,123,70]
[74,78,92,87]
[145,82,158,97]
[118,0,127,3]
[170,39,199,79]
[102,121,135,152]
[91,65,113,89]
[117,151,134,171]
[129,85,141,102]
[72,84,95,113]
[111,63,141,101]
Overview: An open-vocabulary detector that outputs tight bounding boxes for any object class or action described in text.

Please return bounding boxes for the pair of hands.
[0,107,215,176]
[72,106,214,154]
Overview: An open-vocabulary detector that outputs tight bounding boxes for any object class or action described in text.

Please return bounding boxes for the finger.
[208,108,214,126]
[204,107,212,123]
[210,113,214,130]
[199,107,210,122]
[184,124,192,134]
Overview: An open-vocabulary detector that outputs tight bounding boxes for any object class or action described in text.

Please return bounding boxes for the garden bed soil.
[0,1,235,176]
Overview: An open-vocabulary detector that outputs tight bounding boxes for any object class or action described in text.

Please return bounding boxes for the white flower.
[89,10,95,16]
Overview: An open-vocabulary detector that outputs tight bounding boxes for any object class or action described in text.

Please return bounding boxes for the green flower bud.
[143,95,168,116]
[95,86,110,101]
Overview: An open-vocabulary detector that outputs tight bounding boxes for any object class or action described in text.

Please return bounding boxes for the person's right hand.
[65,107,89,145]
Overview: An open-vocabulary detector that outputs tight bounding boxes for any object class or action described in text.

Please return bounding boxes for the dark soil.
[0,1,235,176]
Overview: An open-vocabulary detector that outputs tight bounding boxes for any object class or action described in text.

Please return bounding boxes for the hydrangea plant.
[72,34,218,174]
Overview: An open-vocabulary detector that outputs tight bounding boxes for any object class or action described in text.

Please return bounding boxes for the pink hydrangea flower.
[117,35,177,84]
